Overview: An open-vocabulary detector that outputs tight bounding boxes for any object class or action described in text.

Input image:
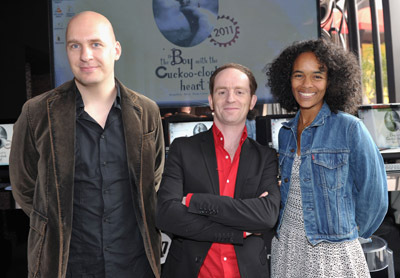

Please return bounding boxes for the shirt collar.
[212,124,248,147]
[75,83,122,117]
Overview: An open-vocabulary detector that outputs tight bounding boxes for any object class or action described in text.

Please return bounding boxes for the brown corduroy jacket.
[10,79,164,278]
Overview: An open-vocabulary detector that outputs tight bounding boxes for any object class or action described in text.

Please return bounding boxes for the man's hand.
[245,231,262,237]
[259,191,268,198]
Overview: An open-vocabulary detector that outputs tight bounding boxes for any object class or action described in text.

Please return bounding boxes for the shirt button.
[100,135,105,139]
[223,257,227,261]
[227,179,229,183]
[225,155,229,159]
[220,137,223,141]
[290,149,295,153]
[102,161,107,166]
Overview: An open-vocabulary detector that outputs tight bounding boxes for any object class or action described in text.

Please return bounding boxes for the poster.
[358,107,400,149]
[51,0,318,106]
[0,124,13,166]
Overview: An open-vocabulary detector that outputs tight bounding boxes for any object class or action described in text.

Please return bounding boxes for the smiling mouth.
[299,91,316,97]
[224,107,239,111]
[80,66,97,72]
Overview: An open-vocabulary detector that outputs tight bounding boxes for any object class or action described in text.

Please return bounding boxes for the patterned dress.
[271,155,370,278]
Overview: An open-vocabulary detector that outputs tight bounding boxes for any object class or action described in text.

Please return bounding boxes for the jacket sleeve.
[156,139,244,244]
[153,112,165,192]
[187,148,280,232]
[350,120,388,238]
[9,102,39,216]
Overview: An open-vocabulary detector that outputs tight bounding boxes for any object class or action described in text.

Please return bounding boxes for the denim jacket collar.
[283,102,332,133]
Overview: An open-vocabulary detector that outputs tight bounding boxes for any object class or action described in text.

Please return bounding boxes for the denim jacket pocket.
[312,152,349,190]
[28,210,48,276]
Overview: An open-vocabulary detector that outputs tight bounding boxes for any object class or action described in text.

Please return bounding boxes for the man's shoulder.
[125,88,156,106]
[171,129,211,148]
[246,137,277,155]
[118,80,159,111]
[23,80,75,110]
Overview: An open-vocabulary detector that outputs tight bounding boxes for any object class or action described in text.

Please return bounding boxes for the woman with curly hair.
[266,39,388,277]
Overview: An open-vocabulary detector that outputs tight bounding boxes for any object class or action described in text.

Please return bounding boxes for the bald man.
[10,11,164,278]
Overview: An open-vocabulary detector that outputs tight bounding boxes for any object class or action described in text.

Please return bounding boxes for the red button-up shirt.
[187,125,247,278]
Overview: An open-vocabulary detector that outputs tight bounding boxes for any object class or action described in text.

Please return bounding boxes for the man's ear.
[250,94,257,110]
[114,41,122,61]
[208,94,214,111]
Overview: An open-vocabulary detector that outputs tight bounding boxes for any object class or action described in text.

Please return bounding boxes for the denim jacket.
[277,102,388,245]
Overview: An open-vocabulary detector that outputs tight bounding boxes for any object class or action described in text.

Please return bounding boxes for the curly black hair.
[266,39,362,114]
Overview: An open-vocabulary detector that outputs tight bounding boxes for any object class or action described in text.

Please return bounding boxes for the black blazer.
[156,129,280,277]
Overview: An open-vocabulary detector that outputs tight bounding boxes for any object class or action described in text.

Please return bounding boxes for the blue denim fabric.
[277,102,388,245]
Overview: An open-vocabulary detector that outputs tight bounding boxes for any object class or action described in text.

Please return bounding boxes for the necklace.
[298,120,313,132]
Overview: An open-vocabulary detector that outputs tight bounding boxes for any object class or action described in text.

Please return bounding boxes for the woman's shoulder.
[329,111,361,126]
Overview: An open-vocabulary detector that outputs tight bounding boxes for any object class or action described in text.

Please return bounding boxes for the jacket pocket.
[312,152,349,190]
[143,129,156,141]
[142,130,156,160]
[28,210,48,276]
[142,129,156,184]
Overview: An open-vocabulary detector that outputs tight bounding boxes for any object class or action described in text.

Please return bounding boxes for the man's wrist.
[185,193,194,207]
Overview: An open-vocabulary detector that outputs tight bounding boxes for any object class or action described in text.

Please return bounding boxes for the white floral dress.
[271,155,370,278]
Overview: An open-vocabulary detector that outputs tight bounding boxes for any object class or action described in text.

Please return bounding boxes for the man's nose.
[80,46,93,61]
[226,91,236,102]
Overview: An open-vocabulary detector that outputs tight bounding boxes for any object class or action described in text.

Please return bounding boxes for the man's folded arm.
[156,140,245,244]
[187,151,280,232]
[157,195,245,244]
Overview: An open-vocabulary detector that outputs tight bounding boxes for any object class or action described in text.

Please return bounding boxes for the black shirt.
[66,86,153,278]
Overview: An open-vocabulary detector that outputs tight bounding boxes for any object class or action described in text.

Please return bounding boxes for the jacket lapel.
[119,84,141,196]
[234,139,253,198]
[200,129,219,195]
[47,82,76,210]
